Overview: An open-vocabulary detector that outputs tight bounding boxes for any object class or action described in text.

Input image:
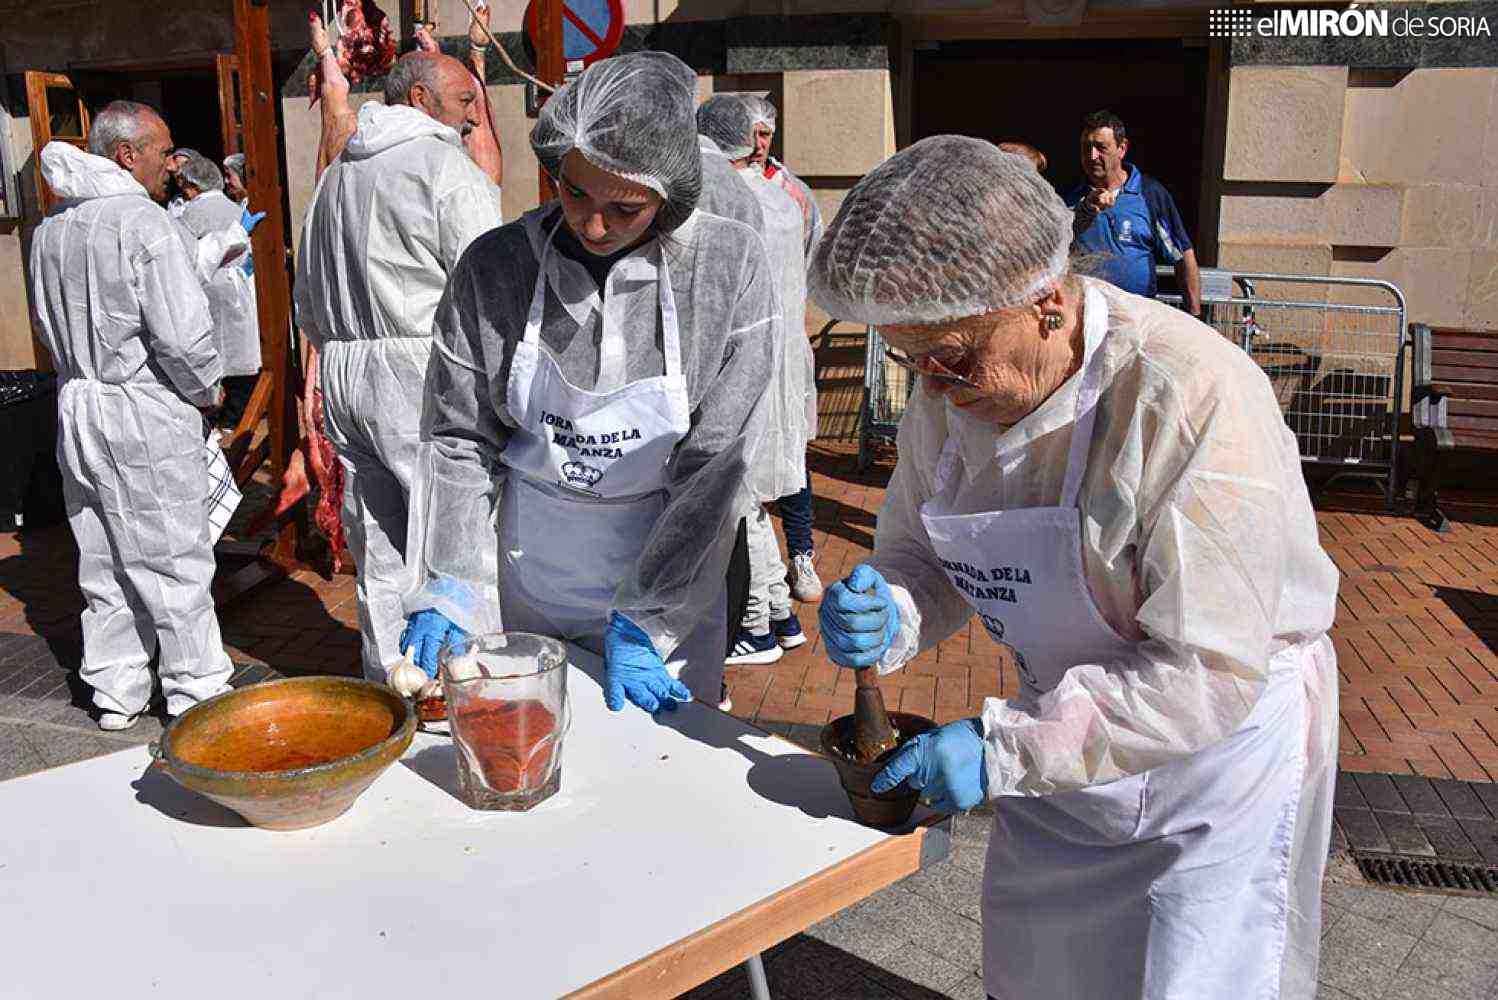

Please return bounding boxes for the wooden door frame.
[24,71,91,214]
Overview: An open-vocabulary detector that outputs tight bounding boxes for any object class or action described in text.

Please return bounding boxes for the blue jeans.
[776,485,814,555]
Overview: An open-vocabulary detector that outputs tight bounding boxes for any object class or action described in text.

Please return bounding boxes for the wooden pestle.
[846,572,899,762]
[852,666,898,763]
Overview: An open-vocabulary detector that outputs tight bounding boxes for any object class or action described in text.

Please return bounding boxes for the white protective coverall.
[295,101,503,680]
[177,190,261,377]
[405,204,777,702]
[30,142,233,717]
[738,168,814,634]
[871,282,1340,1000]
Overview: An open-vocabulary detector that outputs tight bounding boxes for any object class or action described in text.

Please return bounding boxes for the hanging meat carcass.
[309,0,396,105]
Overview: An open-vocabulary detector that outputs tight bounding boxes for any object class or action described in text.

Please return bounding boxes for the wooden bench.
[1410,324,1498,531]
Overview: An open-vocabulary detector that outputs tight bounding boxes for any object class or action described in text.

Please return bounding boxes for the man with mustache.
[295,50,503,681]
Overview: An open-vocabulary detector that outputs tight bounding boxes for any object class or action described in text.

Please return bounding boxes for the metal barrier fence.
[1163,270,1408,506]
[861,270,1407,506]
[860,325,913,469]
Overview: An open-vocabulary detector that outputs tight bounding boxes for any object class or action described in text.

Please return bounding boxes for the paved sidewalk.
[4,443,1498,998]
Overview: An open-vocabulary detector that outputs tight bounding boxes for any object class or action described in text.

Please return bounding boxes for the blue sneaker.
[772,614,807,650]
[726,630,783,665]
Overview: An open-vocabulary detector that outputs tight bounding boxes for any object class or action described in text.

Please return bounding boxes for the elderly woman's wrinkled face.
[558,149,664,257]
[880,293,1080,428]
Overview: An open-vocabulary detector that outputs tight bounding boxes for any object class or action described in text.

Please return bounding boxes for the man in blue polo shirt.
[1066,110,1201,315]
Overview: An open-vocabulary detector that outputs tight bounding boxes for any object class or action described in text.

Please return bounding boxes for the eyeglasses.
[883,349,981,391]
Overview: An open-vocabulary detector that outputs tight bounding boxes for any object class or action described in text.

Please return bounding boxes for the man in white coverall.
[295,50,503,681]
[31,101,232,731]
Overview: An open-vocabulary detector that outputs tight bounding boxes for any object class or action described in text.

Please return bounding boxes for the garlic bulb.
[446,650,483,682]
[386,651,429,698]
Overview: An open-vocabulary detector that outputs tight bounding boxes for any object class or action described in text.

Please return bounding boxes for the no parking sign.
[525,0,625,68]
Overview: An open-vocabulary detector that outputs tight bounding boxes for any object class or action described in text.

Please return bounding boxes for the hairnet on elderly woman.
[808,133,1341,1000]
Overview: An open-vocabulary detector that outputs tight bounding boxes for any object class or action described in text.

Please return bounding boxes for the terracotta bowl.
[150,676,416,831]
[819,711,937,828]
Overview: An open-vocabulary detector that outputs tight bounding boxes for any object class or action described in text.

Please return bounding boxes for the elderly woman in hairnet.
[811,136,1340,1000]
[400,52,777,714]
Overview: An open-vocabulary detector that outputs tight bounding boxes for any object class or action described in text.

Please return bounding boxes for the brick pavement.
[1,442,1495,785]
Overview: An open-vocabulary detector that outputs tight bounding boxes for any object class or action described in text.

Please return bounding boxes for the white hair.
[384,51,445,105]
[87,101,157,158]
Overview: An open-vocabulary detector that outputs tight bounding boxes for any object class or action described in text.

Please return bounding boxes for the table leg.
[744,952,772,1000]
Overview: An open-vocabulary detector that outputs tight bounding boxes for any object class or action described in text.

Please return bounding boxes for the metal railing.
[1161,267,1408,507]
[859,269,1408,506]
[859,324,913,469]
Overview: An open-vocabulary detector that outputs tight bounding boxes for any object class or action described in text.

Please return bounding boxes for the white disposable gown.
[741,168,815,495]
[870,281,1340,998]
[766,156,822,253]
[177,190,261,377]
[30,142,232,717]
[405,205,777,666]
[295,101,503,679]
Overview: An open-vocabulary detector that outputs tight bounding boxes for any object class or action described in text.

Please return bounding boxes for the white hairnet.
[179,153,223,193]
[742,94,776,130]
[531,52,702,234]
[223,153,245,178]
[808,135,1072,326]
[695,94,754,161]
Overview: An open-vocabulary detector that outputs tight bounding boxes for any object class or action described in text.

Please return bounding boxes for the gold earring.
[1043,312,1063,331]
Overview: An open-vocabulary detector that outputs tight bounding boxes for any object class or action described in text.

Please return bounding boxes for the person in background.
[411,1,502,186]
[222,152,247,204]
[738,93,824,608]
[996,140,1046,173]
[811,135,1337,1000]
[295,47,503,682]
[30,102,231,731]
[698,94,816,666]
[659,60,765,699]
[742,94,822,252]
[166,147,200,219]
[400,53,776,718]
[1065,110,1201,315]
[174,153,261,431]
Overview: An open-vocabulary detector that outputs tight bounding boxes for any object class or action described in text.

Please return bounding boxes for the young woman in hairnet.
[811,136,1339,1000]
[400,52,777,714]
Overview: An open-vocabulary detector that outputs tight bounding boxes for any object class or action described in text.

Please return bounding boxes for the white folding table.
[0,647,948,998]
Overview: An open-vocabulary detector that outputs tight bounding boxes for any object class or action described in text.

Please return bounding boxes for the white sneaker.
[789,551,824,603]
[717,681,733,712]
[726,631,784,666]
[98,711,141,732]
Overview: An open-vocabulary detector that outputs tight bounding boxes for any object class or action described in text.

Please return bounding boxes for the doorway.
[912,38,1210,249]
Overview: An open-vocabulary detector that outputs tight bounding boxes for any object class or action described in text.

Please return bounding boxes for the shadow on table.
[648,707,942,833]
[130,761,248,828]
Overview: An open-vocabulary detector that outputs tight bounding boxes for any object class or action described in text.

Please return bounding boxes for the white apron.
[496,223,726,702]
[919,296,1317,1000]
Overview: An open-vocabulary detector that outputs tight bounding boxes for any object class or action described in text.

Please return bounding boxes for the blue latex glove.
[240,253,255,278]
[241,207,266,233]
[818,564,900,669]
[399,609,467,678]
[604,611,691,714]
[872,718,988,814]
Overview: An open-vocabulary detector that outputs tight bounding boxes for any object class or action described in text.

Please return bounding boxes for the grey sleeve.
[610,239,779,658]
[135,214,221,406]
[403,258,512,634]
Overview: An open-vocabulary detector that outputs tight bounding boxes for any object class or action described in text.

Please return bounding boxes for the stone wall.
[1219,3,1498,328]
